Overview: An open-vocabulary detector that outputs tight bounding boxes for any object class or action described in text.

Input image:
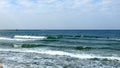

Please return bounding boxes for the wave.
[12,43,92,49]
[11,43,120,50]
[0,48,120,61]
[75,46,92,50]
[0,37,40,41]
[0,37,12,40]
[1,35,118,42]
[75,46,120,50]
[44,35,120,42]
[0,35,47,41]
[13,44,41,48]
[14,35,47,39]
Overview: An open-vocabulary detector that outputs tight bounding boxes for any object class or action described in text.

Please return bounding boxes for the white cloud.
[0,0,119,14]
[0,0,120,29]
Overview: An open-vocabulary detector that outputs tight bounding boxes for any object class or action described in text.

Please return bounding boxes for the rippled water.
[0,30,120,68]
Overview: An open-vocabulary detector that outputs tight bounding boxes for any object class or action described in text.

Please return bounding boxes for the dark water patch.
[12,44,52,48]
[65,35,106,39]
[90,58,119,61]
[75,46,120,51]
[74,35,83,37]
[46,35,72,39]
[83,35,106,38]
[21,44,40,48]
[42,39,59,42]
[75,46,92,50]
[46,35,81,39]
[73,35,110,40]
[47,36,59,39]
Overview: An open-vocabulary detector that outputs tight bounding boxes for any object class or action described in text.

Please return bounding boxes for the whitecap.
[14,35,47,39]
[0,35,47,41]
[0,48,120,61]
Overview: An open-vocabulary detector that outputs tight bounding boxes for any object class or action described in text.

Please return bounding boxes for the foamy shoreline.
[0,50,120,68]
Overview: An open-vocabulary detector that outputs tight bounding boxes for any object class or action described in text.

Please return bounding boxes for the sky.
[0,0,120,29]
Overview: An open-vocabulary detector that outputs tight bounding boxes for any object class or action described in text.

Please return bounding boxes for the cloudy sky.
[0,0,120,29]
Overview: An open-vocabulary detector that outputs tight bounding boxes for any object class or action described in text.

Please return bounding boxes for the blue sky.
[0,0,120,29]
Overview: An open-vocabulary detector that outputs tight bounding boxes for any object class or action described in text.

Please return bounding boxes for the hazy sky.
[0,0,120,29]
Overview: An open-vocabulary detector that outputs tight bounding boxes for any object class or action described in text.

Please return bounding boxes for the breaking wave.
[0,48,120,61]
[0,35,120,41]
[14,35,47,39]
[0,35,47,41]
[8,43,120,50]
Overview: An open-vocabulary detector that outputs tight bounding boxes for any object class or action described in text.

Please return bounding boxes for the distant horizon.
[0,29,120,30]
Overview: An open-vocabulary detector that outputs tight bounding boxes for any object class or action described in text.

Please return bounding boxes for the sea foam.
[0,35,47,41]
[14,35,47,39]
[0,48,120,61]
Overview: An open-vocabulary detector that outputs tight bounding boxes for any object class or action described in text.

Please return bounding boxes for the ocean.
[0,30,120,68]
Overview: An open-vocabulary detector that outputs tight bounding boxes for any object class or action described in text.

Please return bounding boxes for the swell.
[10,44,120,50]
[0,35,120,41]
[46,35,120,44]
[55,39,120,46]
[1,36,119,46]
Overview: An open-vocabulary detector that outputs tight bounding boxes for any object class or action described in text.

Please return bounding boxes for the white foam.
[0,48,120,61]
[14,35,47,39]
[0,37,35,41]
[13,44,22,48]
[0,35,47,41]
[0,37,12,40]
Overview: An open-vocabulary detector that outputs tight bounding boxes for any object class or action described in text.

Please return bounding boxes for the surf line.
[0,48,120,61]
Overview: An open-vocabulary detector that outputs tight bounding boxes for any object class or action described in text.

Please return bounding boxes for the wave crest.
[0,35,47,41]
[14,35,47,39]
[0,48,120,61]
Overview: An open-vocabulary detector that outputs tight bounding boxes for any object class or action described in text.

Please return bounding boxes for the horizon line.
[0,29,120,30]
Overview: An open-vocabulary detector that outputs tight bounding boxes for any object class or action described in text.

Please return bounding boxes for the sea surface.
[0,30,120,68]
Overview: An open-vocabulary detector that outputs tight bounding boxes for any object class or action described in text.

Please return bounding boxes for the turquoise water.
[0,30,120,68]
